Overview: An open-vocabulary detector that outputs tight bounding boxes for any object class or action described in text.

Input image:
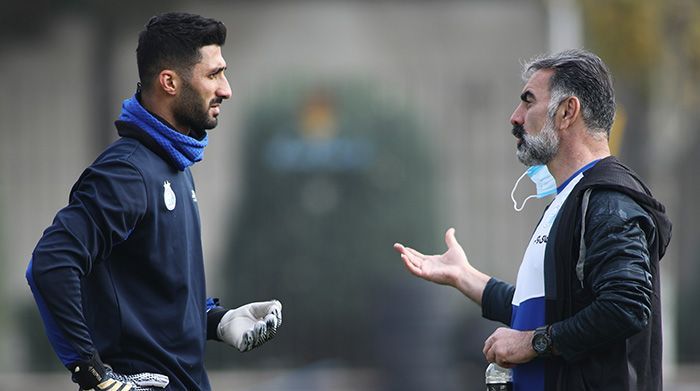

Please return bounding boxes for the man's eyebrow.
[520,90,535,102]
[209,66,227,75]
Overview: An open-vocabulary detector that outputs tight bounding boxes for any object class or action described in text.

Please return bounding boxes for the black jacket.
[482,156,672,390]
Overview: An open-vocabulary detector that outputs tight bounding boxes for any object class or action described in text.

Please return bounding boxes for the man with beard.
[394,49,671,390]
[26,12,282,391]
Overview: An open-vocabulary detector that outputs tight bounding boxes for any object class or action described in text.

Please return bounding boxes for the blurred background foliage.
[581,0,700,99]
[582,0,700,362]
[211,78,437,367]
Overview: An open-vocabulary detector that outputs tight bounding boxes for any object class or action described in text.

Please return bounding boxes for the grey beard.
[516,120,559,166]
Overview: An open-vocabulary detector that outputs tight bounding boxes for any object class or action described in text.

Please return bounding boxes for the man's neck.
[139,91,189,135]
[548,142,610,186]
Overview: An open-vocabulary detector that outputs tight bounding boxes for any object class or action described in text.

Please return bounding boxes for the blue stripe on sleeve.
[206,297,221,312]
[26,258,81,366]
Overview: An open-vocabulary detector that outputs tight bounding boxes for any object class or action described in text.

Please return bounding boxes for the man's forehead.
[521,69,553,97]
[196,44,227,69]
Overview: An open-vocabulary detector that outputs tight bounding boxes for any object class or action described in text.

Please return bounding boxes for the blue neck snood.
[118,95,208,171]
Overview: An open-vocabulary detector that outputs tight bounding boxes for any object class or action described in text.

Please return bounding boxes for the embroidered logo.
[163,181,176,211]
[191,190,198,203]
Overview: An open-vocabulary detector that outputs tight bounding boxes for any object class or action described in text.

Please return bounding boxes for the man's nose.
[510,105,524,126]
[218,74,232,99]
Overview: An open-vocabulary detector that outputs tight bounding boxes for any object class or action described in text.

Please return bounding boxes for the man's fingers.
[394,243,427,259]
[394,243,433,262]
[484,342,499,365]
[401,249,422,266]
[251,319,278,347]
[483,335,493,357]
[483,328,527,368]
[273,306,283,326]
[401,254,423,277]
[268,301,282,328]
[264,312,279,329]
[240,330,254,352]
[483,330,501,363]
[484,347,495,364]
[254,320,268,342]
[394,242,427,277]
[404,246,428,259]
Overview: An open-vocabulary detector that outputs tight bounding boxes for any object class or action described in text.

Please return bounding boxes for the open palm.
[393,228,469,286]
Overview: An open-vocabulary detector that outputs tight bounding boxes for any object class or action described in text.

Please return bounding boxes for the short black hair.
[137,12,227,91]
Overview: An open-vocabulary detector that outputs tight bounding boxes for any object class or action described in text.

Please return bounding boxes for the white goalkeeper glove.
[85,370,169,391]
[217,300,282,352]
[71,355,168,391]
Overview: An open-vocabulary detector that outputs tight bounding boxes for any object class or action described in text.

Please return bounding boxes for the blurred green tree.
[580,0,700,363]
[209,78,439,370]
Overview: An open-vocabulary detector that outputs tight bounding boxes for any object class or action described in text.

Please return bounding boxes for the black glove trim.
[68,353,107,389]
[207,307,228,341]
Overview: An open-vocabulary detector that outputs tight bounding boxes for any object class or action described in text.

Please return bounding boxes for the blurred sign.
[263,135,375,172]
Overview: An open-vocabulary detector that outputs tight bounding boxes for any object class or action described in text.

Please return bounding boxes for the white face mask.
[510,165,557,212]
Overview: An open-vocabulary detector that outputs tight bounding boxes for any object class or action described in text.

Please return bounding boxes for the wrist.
[68,353,107,389]
[455,265,490,304]
[208,307,228,341]
[531,325,554,357]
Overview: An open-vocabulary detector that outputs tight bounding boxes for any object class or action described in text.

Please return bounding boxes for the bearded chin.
[174,82,218,132]
[174,100,216,132]
[516,120,559,166]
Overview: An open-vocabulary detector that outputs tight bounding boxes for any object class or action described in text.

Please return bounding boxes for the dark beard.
[512,124,526,139]
[173,80,219,132]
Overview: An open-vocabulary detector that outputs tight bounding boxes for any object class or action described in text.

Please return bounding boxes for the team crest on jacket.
[163,181,176,211]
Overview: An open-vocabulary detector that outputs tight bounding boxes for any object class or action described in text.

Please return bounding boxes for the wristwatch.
[532,325,553,357]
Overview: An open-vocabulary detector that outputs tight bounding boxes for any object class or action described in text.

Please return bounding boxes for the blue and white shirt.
[510,159,600,391]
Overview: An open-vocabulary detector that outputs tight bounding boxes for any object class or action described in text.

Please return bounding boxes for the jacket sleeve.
[26,160,146,367]
[481,278,515,325]
[549,190,656,362]
[206,297,227,341]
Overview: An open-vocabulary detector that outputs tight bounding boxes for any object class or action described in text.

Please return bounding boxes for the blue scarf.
[118,95,208,171]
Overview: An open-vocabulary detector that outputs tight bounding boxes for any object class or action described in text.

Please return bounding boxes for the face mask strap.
[511,170,532,212]
[512,195,537,212]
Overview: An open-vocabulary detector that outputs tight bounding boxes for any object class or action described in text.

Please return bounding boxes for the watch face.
[534,334,549,353]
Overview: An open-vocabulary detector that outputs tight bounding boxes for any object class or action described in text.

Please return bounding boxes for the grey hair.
[523,49,616,137]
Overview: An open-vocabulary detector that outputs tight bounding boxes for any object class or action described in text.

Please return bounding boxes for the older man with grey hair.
[394,49,671,390]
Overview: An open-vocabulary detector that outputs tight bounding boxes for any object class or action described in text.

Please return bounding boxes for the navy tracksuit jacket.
[27,120,223,390]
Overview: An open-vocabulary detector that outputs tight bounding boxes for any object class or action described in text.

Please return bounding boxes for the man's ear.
[158,70,179,96]
[558,96,581,130]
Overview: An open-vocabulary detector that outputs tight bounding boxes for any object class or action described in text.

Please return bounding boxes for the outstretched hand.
[393,228,470,287]
[218,300,283,352]
[394,228,491,304]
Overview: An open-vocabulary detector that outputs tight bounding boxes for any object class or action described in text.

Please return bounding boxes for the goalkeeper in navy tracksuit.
[26,12,282,391]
